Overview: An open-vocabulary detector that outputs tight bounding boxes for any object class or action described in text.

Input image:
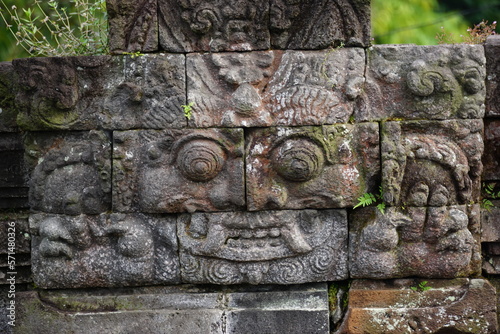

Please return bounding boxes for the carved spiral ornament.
[177,140,225,182]
[271,139,324,182]
[310,247,335,274]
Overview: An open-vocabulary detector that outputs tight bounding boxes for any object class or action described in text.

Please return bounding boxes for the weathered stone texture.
[179,210,348,285]
[483,119,500,180]
[113,128,244,213]
[104,54,186,129]
[30,213,179,288]
[11,54,186,131]
[335,279,498,334]
[0,215,31,285]
[486,35,500,117]
[246,124,379,210]
[107,0,158,53]
[13,56,122,130]
[187,49,365,127]
[360,44,486,121]
[0,133,28,209]
[0,62,18,132]
[15,284,329,334]
[159,0,271,52]
[25,131,111,215]
[381,120,483,207]
[270,0,371,49]
[482,201,500,274]
[350,205,481,279]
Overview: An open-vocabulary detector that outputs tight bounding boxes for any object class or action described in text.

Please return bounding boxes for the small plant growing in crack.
[181,102,195,120]
[353,186,385,214]
[410,281,431,292]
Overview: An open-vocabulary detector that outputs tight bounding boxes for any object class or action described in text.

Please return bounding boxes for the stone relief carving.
[104,54,186,129]
[483,120,500,180]
[27,131,111,215]
[107,0,158,53]
[360,44,486,121]
[158,0,270,52]
[187,49,365,127]
[178,210,348,284]
[113,128,244,213]
[349,205,481,279]
[270,0,371,49]
[381,120,483,207]
[246,123,379,210]
[30,213,179,288]
[13,56,120,130]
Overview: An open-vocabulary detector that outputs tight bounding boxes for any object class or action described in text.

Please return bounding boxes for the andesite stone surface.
[187,49,365,127]
[25,131,112,215]
[360,44,486,121]
[486,35,500,117]
[178,210,348,285]
[0,133,28,209]
[350,205,481,279]
[113,128,245,213]
[481,201,500,275]
[246,123,379,211]
[381,120,483,207]
[335,279,498,334]
[30,213,179,288]
[0,61,17,132]
[12,54,186,131]
[15,283,329,334]
[483,119,500,180]
[107,0,158,53]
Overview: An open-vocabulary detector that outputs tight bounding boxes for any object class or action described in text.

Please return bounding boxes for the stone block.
[349,205,481,279]
[13,56,123,130]
[270,0,370,49]
[107,0,158,53]
[178,210,348,284]
[483,119,500,180]
[246,124,379,210]
[15,284,329,334]
[486,35,500,117]
[104,54,186,129]
[0,133,28,209]
[187,49,365,127]
[0,214,32,285]
[30,213,179,288]
[226,284,329,334]
[381,120,483,207]
[12,54,186,131]
[360,44,486,121]
[482,201,500,243]
[25,131,112,215]
[113,128,244,213]
[158,0,270,52]
[0,61,18,132]
[335,279,498,334]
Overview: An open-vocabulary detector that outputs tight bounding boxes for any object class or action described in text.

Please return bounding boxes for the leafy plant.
[122,51,144,59]
[436,20,496,44]
[181,102,195,120]
[410,281,431,292]
[0,0,108,57]
[353,186,386,214]
[482,182,500,212]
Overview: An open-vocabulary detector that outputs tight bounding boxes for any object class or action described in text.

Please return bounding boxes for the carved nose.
[248,185,288,211]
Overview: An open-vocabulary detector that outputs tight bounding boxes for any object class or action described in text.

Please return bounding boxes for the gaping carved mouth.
[178,210,333,262]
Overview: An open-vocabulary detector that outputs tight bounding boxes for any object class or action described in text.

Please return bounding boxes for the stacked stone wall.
[1,1,500,333]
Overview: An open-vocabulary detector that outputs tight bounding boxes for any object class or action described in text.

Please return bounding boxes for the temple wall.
[1,1,500,333]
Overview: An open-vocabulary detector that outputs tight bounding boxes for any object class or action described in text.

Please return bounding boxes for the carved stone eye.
[271,139,324,182]
[177,140,225,182]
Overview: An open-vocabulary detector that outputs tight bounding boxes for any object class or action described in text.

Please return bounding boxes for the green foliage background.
[0,0,498,61]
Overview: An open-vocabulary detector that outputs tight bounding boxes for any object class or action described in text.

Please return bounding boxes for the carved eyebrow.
[270,134,334,165]
[168,134,231,165]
